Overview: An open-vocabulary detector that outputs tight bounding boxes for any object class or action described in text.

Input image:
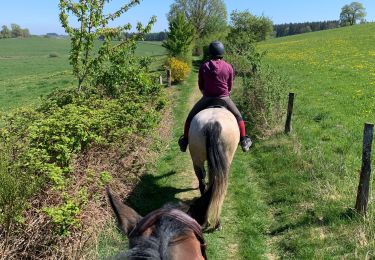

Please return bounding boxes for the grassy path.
[120,69,271,259]
[99,25,375,259]
[97,67,272,259]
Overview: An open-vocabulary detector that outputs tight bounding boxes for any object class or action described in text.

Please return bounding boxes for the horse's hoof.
[199,183,206,195]
[214,223,222,231]
[199,184,206,195]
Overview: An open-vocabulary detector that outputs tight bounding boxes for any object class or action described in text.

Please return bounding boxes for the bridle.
[129,208,207,259]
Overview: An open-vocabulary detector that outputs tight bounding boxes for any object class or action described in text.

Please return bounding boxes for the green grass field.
[0,38,167,111]
[254,23,375,258]
[0,37,73,111]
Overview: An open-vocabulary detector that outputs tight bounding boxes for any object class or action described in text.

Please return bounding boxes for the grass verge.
[254,23,375,258]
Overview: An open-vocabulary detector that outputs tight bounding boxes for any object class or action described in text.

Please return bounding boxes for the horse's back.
[188,108,239,164]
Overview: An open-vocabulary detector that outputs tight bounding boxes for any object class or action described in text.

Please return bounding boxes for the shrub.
[165,57,190,83]
[0,82,165,233]
[1,1,166,242]
[225,10,284,137]
[91,44,163,99]
[232,64,288,137]
[43,195,82,236]
[0,111,44,229]
[0,155,38,230]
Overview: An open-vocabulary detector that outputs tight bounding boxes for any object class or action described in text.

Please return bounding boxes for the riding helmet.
[208,41,225,58]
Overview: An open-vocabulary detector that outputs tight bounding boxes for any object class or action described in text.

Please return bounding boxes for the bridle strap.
[129,208,207,259]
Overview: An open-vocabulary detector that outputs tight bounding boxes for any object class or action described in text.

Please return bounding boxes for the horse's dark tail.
[204,121,229,228]
[188,121,229,229]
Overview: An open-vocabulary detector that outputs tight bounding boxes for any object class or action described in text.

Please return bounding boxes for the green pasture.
[0,37,73,111]
[0,38,167,111]
[254,23,375,257]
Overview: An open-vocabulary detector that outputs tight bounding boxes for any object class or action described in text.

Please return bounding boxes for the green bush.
[225,10,285,137]
[232,64,288,137]
[43,195,82,236]
[0,10,166,237]
[0,156,38,229]
[0,78,165,233]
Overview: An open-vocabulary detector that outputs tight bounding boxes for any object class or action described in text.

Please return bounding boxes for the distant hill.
[44,33,68,39]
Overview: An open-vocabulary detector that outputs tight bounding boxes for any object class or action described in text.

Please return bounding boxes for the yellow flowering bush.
[166,57,190,83]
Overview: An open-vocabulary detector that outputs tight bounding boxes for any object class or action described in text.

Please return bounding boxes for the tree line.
[0,24,30,39]
[274,21,340,38]
[145,2,366,41]
[274,2,366,38]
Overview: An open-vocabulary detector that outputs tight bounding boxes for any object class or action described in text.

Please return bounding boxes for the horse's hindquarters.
[188,108,239,163]
[188,108,239,229]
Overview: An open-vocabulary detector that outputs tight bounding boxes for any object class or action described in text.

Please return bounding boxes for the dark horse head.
[107,188,207,259]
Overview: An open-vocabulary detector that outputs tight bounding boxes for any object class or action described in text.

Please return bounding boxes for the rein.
[129,208,207,259]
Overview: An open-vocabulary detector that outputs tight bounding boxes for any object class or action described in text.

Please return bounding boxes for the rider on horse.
[178,40,252,152]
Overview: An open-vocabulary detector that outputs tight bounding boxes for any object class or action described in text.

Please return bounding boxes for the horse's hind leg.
[193,165,206,195]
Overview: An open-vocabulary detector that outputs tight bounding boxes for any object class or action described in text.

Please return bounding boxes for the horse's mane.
[117,236,160,259]
[116,204,191,259]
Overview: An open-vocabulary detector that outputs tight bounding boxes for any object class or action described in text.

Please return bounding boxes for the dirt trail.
[175,82,201,201]
[174,79,242,260]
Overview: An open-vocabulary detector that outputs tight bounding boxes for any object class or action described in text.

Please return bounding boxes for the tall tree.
[0,25,11,38]
[10,24,22,38]
[340,2,366,26]
[229,11,273,42]
[168,0,228,54]
[22,29,30,38]
[162,12,194,60]
[226,11,272,76]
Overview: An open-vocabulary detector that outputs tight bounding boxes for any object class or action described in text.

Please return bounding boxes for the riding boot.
[240,136,252,152]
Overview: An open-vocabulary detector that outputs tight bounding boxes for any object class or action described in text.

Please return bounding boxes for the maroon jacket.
[198,59,234,98]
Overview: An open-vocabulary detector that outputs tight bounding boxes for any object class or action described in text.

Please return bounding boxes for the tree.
[228,11,273,42]
[226,11,272,76]
[11,24,22,38]
[21,29,30,38]
[162,12,194,60]
[59,0,155,91]
[168,0,228,55]
[340,2,366,26]
[0,25,11,38]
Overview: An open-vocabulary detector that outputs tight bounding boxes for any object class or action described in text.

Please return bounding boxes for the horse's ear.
[107,188,142,236]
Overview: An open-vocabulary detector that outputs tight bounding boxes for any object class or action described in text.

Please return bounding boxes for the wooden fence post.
[355,123,374,215]
[284,92,295,134]
[167,69,172,87]
[159,75,163,85]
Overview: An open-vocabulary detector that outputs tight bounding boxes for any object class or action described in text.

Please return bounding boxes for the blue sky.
[1,1,374,35]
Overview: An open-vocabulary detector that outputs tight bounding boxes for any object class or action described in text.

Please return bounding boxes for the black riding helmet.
[208,41,225,59]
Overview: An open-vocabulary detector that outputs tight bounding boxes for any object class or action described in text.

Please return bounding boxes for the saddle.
[204,98,228,110]
[129,208,207,259]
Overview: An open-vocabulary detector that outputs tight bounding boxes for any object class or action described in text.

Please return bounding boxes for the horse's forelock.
[124,214,193,259]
